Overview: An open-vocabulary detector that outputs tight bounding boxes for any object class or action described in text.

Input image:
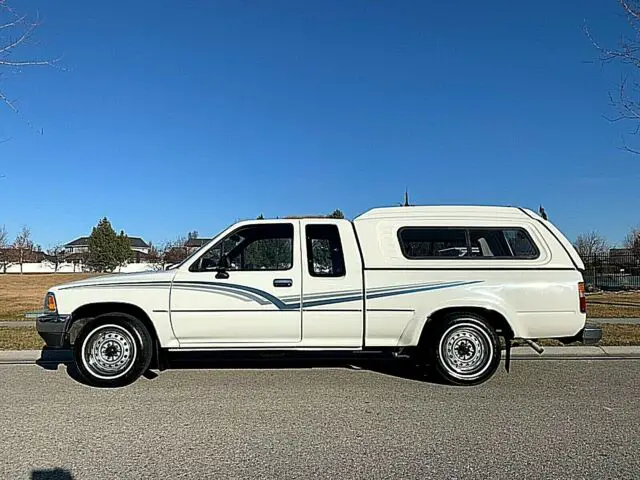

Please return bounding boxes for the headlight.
[44,292,57,313]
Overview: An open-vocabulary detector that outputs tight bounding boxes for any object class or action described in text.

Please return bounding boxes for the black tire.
[426,312,501,386]
[73,313,153,388]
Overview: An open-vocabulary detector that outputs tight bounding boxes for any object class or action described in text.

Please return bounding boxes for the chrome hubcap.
[83,325,136,378]
[439,323,493,380]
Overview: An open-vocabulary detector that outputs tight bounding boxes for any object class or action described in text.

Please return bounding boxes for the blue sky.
[1,1,638,248]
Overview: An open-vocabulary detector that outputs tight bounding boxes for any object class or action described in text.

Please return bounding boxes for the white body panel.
[48,206,586,351]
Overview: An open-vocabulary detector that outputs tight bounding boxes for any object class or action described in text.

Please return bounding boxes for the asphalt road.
[1,359,639,480]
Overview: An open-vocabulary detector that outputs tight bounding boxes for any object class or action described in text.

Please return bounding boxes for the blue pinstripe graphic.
[173,281,295,309]
[299,281,482,308]
[365,281,482,301]
[59,279,482,310]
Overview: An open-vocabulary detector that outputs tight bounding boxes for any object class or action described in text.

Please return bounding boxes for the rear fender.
[397,297,520,347]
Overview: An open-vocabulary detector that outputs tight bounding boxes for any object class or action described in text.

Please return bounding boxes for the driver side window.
[191,223,294,272]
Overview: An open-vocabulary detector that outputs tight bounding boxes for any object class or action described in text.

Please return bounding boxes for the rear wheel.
[73,313,153,388]
[427,312,501,386]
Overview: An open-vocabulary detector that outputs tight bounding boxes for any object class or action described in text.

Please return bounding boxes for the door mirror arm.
[215,256,230,279]
[215,269,229,279]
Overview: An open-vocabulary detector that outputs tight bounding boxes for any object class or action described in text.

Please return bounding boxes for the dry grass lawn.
[0,273,97,320]
[0,326,44,350]
[586,291,640,318]
[532,324,640,347]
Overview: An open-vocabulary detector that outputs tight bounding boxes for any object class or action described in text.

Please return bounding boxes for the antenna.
[403,188,410,207]
[539,205,548,220]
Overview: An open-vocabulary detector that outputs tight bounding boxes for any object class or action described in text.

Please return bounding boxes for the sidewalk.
[504,345,640,359]
[0,346,639,365]
[0,321,33,327]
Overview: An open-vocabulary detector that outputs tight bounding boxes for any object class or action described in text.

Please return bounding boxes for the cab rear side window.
[398,227,539,259]
[306,224,346,277]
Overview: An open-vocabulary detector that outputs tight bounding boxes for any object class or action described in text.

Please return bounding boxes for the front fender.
[53,285,178,348]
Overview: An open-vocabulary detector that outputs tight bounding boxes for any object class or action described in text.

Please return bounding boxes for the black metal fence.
[582,252,640,290]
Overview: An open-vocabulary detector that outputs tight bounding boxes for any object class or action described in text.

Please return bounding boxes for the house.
[64,236,151,263]
[184,237,212,254]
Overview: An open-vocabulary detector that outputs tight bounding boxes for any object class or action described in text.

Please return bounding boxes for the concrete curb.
[0,346,640,365]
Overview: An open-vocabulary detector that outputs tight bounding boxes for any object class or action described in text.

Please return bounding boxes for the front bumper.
[36,313,71,348]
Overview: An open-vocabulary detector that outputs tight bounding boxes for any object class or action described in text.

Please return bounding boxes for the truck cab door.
[300,220,364,348]
[170,221,302,346]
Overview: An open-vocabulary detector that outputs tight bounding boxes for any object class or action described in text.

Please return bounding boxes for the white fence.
[2,262,157,274]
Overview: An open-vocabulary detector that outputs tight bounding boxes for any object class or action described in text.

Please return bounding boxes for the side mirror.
[216,256,230,279]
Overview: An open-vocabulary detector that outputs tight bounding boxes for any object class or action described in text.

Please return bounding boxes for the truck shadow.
[36,347,446,386]
[166,354,447,384]
[31,468,74,479]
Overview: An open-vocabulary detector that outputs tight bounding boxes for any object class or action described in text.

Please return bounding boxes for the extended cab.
[37,206,601,387]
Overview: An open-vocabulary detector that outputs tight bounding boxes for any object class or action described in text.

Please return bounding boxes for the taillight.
[578,282,586,314]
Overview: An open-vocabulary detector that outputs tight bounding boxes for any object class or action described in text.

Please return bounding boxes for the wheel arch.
[68,302,162,368]
[418,306,515,347]
[69,302,157,342]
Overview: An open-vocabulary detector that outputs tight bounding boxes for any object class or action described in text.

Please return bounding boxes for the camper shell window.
[398,227,539,260]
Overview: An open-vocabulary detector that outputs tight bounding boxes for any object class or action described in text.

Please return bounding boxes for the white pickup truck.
[37,205,601,387]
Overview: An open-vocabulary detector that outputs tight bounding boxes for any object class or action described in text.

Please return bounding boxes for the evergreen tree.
[327,209,345,219]
[117,230,133,266]
[87,218,131,272]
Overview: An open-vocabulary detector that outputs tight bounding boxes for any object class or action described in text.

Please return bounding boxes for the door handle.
[273,278,293,288]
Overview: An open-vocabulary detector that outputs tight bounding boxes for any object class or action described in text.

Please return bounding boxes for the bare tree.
[163,236,189,266]
[624,226,640,254]
[588,1,640,153]
[574,231,610,260]
[45,243,65,272]
[0,224,11,273]
[13,225,33,273]
[146,241,168,271]
[1,1,58,129]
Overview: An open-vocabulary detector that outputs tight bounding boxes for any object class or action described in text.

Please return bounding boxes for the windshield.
[168,222,238,270]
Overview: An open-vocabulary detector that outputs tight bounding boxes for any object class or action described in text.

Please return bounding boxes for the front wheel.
[73,313,153,388]
[427,313,501,386]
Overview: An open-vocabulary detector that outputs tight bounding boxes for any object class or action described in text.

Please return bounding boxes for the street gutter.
[1,346,640,365]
